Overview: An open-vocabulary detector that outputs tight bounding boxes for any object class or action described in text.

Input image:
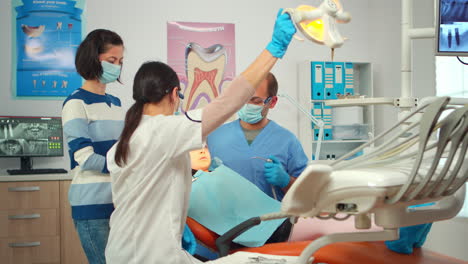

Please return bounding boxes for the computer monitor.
[435,0,468,56]
[0,116,64,172]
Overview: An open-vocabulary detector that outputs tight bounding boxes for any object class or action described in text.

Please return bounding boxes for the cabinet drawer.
[0,236,60,264]
[0,209,59,238]
[0,181,59,209]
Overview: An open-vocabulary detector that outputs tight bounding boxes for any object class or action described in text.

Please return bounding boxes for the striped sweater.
[62,88,124,220]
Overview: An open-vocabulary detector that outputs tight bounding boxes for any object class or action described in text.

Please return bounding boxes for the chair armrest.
[215,217,262,257]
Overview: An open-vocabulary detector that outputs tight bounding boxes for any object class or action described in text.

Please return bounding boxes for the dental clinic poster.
[12,0,85,98]
[167,22,235,112]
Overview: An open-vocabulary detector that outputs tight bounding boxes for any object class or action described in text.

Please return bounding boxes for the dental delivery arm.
[201,50,278,139]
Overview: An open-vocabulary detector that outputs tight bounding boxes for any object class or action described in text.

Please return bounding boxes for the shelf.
[298,61,374,160]
[312,140,368,143]
[323,97,394,107]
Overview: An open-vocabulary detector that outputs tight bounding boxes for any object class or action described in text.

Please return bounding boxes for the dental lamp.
[284,0,351,52]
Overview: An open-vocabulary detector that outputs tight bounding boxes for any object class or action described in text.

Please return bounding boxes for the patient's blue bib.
[188,165,285,247]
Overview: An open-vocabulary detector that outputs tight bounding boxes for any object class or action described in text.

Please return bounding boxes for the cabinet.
[0,179,87,264]
[298,61,374,160]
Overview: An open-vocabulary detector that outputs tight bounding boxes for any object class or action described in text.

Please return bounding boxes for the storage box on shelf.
[298,61,374,160]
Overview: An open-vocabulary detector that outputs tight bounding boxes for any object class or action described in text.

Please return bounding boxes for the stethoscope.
[175,90,202,123]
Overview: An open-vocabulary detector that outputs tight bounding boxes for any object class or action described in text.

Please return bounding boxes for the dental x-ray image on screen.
[436,0,468,55]
[0,116,64,157]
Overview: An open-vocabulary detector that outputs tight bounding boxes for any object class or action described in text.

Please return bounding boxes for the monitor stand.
[7,157,68,175]
[20,156,33,170]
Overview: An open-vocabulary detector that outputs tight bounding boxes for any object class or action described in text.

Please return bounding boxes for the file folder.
[311,62,325,100]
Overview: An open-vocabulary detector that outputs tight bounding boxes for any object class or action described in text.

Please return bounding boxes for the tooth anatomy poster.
[12,0,85,98]
[167,22,235,112]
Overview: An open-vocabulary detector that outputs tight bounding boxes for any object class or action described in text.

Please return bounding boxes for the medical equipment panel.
[435,0,468,57]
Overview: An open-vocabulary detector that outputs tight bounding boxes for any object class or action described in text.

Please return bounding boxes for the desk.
[0,171,73,182]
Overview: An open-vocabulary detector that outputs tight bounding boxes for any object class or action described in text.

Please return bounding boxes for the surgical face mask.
[99,61,121,84]
[174,89,184,115]
[237,104,265,124]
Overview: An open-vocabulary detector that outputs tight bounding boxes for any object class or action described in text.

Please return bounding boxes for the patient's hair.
[266,72,278,97]
[114,61,180,166]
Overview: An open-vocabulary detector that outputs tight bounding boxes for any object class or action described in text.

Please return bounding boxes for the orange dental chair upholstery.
[187,216,466,264]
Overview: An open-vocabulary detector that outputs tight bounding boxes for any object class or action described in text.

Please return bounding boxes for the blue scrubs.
[207,119,308,201]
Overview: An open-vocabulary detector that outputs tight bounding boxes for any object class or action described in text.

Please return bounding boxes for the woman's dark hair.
[114,61,180,166]
[75,29,124,81]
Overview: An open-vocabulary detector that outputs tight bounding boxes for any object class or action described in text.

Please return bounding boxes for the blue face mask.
[99,61,121,84]
[237,104,264,124]
[174,90,184,115]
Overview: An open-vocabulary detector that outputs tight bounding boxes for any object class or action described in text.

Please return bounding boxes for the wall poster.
[12,0,85,98]
[167,22,236,112]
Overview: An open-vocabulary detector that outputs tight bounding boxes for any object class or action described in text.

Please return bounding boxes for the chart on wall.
[12,0,85,98]
[167,22,235,112]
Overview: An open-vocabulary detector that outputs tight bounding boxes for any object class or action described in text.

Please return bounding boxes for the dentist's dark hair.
[115,61,180,166]
[266,72,278,97]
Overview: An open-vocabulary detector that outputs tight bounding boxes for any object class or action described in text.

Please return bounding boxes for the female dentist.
[105,9,296,264]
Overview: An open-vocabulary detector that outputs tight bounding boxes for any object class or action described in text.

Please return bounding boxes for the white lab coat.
[105,114,203,264]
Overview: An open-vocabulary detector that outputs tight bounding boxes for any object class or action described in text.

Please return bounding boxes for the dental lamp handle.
[283,8,323,42]
[283,8,324,23]
[336,10,351,23]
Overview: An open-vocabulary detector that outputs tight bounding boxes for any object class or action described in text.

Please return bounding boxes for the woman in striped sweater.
[62,29,125,264]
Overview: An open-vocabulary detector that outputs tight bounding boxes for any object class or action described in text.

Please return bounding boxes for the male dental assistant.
[207,72,308,202]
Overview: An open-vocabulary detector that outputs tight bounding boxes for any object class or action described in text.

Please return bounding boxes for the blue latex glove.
[266,8,297,58]
[264,155,290,188]
[385,223,433,254]
[182,223,197,255]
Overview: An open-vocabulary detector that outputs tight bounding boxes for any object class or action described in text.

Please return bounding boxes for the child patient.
[188,147,292,250]
[189,147,211,173]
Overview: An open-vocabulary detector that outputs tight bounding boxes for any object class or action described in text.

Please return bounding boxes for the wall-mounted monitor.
[435,0,468,56]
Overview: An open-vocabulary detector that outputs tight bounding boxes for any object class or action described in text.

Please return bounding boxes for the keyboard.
[7,168,68,175]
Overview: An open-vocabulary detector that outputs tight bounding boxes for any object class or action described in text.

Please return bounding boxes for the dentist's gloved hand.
[264,155,290,188]
[182,223,197,255]
[266,8,297,58]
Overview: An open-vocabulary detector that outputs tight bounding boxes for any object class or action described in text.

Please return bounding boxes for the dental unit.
[195,0,468,263]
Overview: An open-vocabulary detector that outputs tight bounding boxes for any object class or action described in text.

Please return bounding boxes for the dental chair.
[188,97,467,263]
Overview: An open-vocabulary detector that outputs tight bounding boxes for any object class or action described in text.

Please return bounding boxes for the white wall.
[0,0,466,261]
[0,0,374,169]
